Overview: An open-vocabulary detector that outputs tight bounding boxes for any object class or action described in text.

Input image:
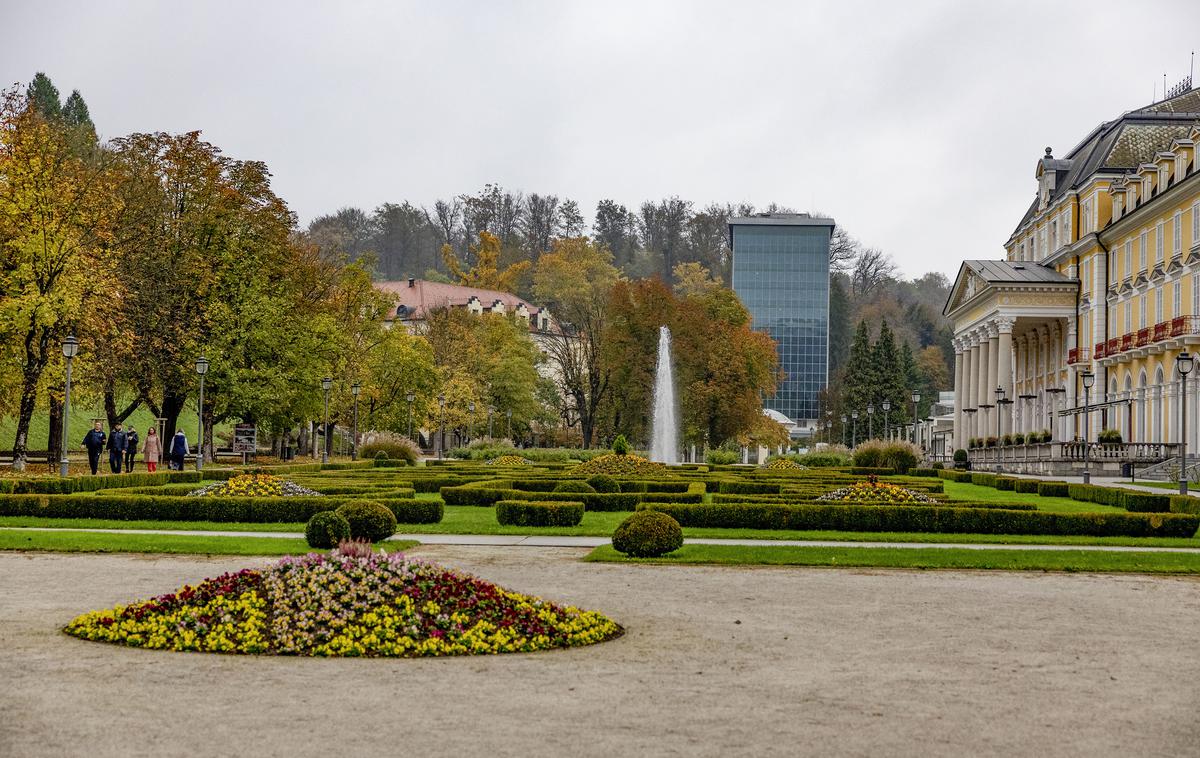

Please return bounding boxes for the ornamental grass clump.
[611,511,683,558]
[816,478,934,504]
[63,552,622,657]
[188,474,321,498]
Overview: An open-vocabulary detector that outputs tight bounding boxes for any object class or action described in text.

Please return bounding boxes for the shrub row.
[1067,483,1171,512]
[495,500,585,527]
[0,470,202,494]
[638,502,1200,538]
[708,493,1036,510]
[0,494,442,524]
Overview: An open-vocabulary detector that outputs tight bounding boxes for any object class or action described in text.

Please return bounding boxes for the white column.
[996,318,1014,437]
[953,340,964,450]
[977,332,990,439]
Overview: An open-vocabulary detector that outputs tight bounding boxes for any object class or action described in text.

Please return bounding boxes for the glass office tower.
[729,214,834,426]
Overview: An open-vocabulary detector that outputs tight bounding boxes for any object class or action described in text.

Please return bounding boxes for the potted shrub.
[985,436,998,448]
[1001,433,1013,447]
[953,448,969,470]
[1098,428,1123,445]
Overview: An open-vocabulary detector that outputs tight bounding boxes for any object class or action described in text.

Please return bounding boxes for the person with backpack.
[169,430,189,471]
[81,421,106,475]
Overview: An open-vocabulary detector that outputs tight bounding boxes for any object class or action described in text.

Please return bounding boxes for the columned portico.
[944,261,1078,452]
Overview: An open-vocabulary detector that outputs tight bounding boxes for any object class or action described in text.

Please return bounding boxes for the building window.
[1125,240,1132,278]
[1193,203,1200,251]
[1194,273,1200,315]
[1140,232,1147,272]
[1125,301,1132,333]
[1050,219,1058,251]
[1159,165,1169,188]
[1157,286,1164,323]
[1175,280,1182,315]
[1175,212,1184,256]
[1113,195,1123,220]
[1140,295,1147,327]
[1156,222,1164,264]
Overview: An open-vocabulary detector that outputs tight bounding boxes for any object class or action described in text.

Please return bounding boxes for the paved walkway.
[5,526,1200,554]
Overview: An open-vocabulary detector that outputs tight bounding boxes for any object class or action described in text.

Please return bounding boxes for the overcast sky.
[3,0,1199,278]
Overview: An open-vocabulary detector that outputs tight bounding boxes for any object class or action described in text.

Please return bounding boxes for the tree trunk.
[47,391,63,472]
[160,391,187,444]
[202,405,215,463]
[10,367,42,472]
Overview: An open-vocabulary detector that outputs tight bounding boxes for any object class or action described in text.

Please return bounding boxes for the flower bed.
[487,455,531,466]
[816,480,934,504]
[64,550,622,656]
[187,473,322,498]
[764,458,806,470]
[573,454,668,478]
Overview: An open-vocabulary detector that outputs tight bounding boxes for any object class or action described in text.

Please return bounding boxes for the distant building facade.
[729,213,835,426]
[377,278,554,335]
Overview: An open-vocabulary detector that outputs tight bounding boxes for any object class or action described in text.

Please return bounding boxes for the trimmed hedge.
[553,480,597,494]
[1117,490,1171,513]
[586,475,620,493]
[994,476,1016,491]
[0,493,442,524]
[612,511,684,557]
[495,500,584,527]
[305,511,351,548]
[717,481,782,495]
[638,502,1200,538]
[1013,479,1041,494]
[708,493,1036,510]
[849,467,897,476]
[937,470,972,483]
[1036,482,1069,497]
[909,468,937,477]
[969,473,997,488]
[0,470,202,495]
[1170,495,1200,515]
[441,485,642,511]
[336,500,396,542]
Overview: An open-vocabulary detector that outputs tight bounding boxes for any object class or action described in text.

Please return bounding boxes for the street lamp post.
[910,390,921,445]
[506,409,512,440]
[840,414,848,447]
[851,410,859,448]
[320,377,332,464]
[437,395,446,460]
[1177,352,1194,495]
[405,392,415,440]
[1081,371,1095,484]
[867,404,874,440]
[994,385,1005,471]
[881,400,891,440]
[59,334,79,478]
[825,419,832,445]
[350,382,361,461]
[467,402,476,445]
[195,356,209,471]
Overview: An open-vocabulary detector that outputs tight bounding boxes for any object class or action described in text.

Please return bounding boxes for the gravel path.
[1,547,1198,757]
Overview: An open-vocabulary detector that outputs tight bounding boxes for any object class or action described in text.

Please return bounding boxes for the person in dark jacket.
[169,430,189,471]
[124,428,139,473]
[106,424,127,474]
[81,421,106,475]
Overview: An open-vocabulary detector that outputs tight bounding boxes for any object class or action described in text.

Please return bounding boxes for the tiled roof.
[1012,86,1200,235]
[962,260,1074,284]
[375,279,548,331]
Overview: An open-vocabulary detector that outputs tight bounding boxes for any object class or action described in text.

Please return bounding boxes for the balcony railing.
[1102,317,1200,361]
[1153,321,1170,341]
[966,442,1176,464]
[1136,327,1152,347]
[1120,333,1134,351]
[1172,315,1200,337]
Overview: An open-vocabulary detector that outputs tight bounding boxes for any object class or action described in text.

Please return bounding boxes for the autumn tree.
[533,237,620,446]
[0,88,116,469]
[441,231,530,293]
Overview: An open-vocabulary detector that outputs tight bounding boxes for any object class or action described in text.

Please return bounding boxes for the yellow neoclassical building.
[945,86,1200,470]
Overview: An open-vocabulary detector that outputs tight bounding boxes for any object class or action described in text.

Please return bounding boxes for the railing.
[1171,315,1200,337]
[1153,320,1170,341]
[1120,334,1134,351]
[1058,441,1176,462]
[1136,327,1152,347]
[1069,347,1079,363]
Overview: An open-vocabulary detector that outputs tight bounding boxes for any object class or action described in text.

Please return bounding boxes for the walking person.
[124,427,139,473]
[81,421,106,475]
[142,427,161,473]
[106,423,127,474]
[169,430,189,471]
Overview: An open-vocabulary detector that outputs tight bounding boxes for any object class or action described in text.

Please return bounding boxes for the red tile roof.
[375,279,549,331]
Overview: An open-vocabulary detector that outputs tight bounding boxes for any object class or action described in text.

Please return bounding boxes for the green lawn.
[1,405,227,452]
[584,544,1200,573]
[0,528,418,556]
[941,481,1126,513]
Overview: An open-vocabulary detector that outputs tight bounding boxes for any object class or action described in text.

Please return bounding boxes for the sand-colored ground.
[1,547,1198,757]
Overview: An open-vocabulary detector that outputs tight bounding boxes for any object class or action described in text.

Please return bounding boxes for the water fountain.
[649,325,679,464]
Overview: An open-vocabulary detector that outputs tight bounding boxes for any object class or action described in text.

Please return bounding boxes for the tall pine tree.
[842,320,876,427]
[872,320,904,436]
[25,72,62,121]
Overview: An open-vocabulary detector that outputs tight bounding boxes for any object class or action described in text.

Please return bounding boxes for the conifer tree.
[25,72,61,121]
[872,320,903,435]
[842,319,876,423]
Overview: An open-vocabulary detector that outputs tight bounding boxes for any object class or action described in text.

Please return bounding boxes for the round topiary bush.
[553,480,597,494]
[611,511,683,558]
[335,500,397,543]
[305,510,352,549]
[586,474,620,493]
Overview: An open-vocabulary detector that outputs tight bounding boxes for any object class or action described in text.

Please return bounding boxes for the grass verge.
[0,529,418,556]
[583,544,1200,573]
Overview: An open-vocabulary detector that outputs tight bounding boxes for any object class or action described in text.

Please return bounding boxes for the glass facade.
[730,220,832,425]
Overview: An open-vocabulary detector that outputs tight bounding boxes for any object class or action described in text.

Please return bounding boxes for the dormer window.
[1159,165,1170,189]
[1112,194,1123,220]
